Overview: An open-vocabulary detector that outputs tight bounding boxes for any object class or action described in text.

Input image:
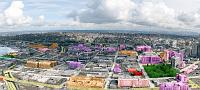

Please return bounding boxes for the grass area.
[143,64,179,78]
[1,55,16,58]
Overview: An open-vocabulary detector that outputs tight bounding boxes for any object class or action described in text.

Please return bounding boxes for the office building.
[139,55,161,64]
[136,45,152,52]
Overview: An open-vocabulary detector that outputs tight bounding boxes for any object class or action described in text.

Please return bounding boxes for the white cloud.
[33,15,45,26]
[133,2,184,28]
[0,1,32,26]
[74,0,136,23]
[38,15,45,22]
[176,10,200,29]
[177,13,197,25]
[67,0,200,30]
[163,0,200,12]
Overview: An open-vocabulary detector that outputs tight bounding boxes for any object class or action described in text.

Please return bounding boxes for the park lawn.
[2,54,16,58]
[143,64,179,78]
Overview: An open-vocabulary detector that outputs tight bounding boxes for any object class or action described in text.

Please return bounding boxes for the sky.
[0,0,200,32]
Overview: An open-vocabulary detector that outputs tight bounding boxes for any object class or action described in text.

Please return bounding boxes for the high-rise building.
[172,40,177,48]
[171,56,185,68]
[171,57,177,68]
[197,43,200,58]
[184,48,191,57]
[191,43,198,57]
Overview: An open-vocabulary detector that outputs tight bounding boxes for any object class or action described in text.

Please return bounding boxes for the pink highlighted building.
[160,74,190,90]
[104,47,117,53]
[118,79,149,88]
[69,44,92,52]
[139,55,162,64]
[168,50,184,61]
[68,61,81,69]
[113,64,122,74]
[176,74,188,83]
[118,79,133,87]
[164,50,185,68]
[136,45,152,52]
[160,82,189,90]
[119,44,126,50]
[37,48,50,52]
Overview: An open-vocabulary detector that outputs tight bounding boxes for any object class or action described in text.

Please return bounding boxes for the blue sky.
[24,0,87,21]
[0,0,200,32]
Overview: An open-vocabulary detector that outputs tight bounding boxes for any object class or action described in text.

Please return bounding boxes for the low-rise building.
[119,50,138,57]
[136,45,152,52]
[67,76,105,88]
[139,54,162,64]
[26,60,57,69]
[160,82,189,90]
[26,60,38,68]
[68,61,81,69]
[118,79,149,88]
[38,61,57,69]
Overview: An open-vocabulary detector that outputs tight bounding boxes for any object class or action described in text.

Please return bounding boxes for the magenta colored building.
[95,44,103,51]
[37,48,50,52]
[168,50,184,61]
[68,61,81,69]
[104,47,117,53]
[119,44,126,50]
[176,74,188,83]
[139,55,161,64]
[118,79,149,88]
[165,50,185,68]
[69,44,92,52]
[160,82,189,90]
[136,45,152,52]
[113,64,121,73]
[160,74,190,90]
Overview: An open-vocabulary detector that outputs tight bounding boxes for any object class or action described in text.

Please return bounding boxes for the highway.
[4,71,17,90]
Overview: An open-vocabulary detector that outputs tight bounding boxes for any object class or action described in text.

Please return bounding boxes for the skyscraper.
[191,43,198,58]
[197,43,200,58]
